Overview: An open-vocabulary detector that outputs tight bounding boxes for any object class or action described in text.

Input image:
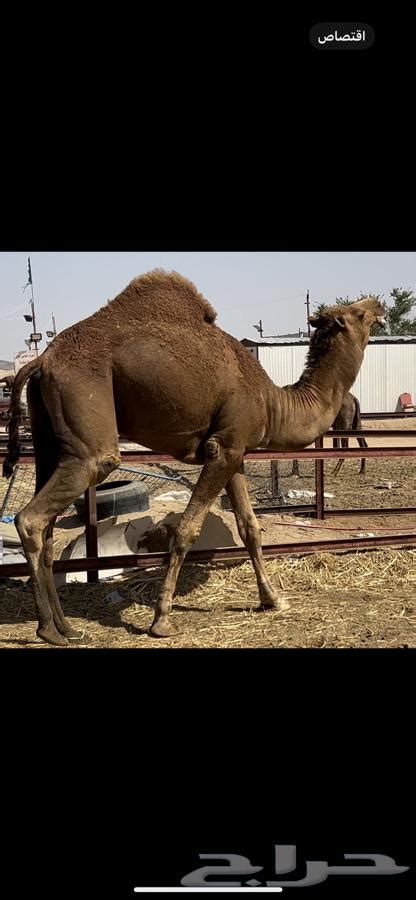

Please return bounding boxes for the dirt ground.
[1,418,415,648]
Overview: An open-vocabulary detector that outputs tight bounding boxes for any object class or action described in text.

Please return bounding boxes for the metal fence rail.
[1,430,415,581]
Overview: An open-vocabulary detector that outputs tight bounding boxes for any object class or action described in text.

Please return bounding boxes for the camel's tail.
[2,358,41,478]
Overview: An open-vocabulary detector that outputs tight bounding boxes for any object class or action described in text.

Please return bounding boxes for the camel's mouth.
[377,316,387,327]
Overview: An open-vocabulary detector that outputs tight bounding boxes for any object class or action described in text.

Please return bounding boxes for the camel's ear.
[309,312,344,329]
[308,314,320,327]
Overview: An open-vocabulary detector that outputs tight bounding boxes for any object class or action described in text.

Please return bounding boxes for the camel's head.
[309,296,387,349]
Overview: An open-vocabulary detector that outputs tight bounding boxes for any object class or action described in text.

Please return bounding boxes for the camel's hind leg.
[290,458,300,477]
[16,454,119,646]
[358,437,368,474]
[17,371,121,646]
[333,437,348,476]
[14,508,65,647]
[43,517,84,641]
[150,438,242,638]
[25,376,85,642]
[226,465,291,611]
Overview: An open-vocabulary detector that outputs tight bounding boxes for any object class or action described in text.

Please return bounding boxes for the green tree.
[386,288,416,335]
[312,288,416,335]
[313,296,352,317]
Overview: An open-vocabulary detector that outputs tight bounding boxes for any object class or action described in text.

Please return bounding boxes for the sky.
[0,251,415,361]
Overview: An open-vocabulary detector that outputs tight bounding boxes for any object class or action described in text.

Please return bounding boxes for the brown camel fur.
[289,391,367,477]
[2,271,386,646]
[332,392,368,476]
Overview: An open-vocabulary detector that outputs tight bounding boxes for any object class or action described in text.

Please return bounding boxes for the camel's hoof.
[63,628,86,642]
[260,595,293,612]
[36,626,69,647]
[149,618,180,638]
[274,597,291,612]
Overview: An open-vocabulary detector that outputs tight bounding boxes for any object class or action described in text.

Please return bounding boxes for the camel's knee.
[172,522,201,556]
[15,510,44,555]
[93,453,121,485]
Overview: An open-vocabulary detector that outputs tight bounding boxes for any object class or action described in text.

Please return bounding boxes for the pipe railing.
[1,430,415,580]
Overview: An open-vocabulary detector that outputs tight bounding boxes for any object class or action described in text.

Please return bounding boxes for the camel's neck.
[264,332,364,450]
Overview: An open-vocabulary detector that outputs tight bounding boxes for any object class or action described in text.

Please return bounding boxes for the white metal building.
[241,335,416,413]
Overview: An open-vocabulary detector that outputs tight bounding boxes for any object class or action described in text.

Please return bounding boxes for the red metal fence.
[1,424,415,581]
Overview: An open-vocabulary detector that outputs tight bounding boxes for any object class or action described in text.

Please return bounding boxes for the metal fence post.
[85,486,98,582]
[315,436,325,520]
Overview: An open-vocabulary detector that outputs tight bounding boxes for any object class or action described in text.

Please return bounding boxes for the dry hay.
[1,547,415,649]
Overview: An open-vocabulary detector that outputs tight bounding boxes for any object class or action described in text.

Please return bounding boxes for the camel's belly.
[117,423,208,463]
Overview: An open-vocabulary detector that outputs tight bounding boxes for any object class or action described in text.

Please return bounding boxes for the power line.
[0,302,28,319]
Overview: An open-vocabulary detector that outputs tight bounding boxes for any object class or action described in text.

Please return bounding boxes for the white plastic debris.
[154,490,192,502]
[286,489,334,500]
[356,532,375,538]
[286,489,315,499]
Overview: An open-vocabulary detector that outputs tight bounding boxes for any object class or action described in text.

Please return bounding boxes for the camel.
[0,375,15,422]
[332,392,368,476]
[288,391,368,477]
[2,271,386,646]
[0,374,15,391]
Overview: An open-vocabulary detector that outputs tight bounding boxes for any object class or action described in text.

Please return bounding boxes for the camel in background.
[0,374,15,391]
[3,271,385,645]
[332,392,368,475]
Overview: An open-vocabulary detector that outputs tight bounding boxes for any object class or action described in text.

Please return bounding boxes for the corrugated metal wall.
[258,345,308,389]
[351,345,416,412]
[257,344,416,413]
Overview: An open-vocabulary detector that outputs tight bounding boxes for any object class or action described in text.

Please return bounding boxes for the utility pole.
[23,258,42,355]
[253,319,264,338]
[28,258,39,356]
[46,313,57,341]
[305,289,311,337]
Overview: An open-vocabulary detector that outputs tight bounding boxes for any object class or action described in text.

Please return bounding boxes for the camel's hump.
[110,269,218,324]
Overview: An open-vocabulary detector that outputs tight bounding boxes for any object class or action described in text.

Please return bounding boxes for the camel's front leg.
[150,440,242,637]
[226,465,291,611]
